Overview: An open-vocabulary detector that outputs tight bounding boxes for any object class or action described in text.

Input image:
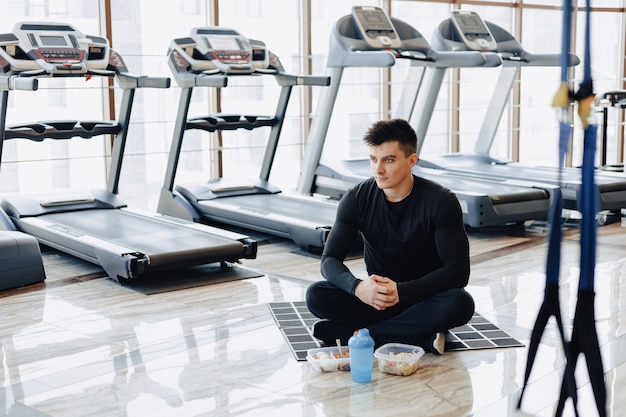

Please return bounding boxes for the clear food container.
[306,346,350,372]
[374,343,424,376]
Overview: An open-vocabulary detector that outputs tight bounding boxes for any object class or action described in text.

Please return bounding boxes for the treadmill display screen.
[206,36,240,51]
[40,35,67,46]
[354,9,394,31]
[455,14,489,34]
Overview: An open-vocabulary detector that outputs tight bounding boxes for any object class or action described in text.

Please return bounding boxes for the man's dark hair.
[363,118,418,156]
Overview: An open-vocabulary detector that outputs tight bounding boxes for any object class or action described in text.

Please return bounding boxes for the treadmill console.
[168,27,270,74]
[351,6,401,49]
[0,22,109,75]
[450,10,497,51]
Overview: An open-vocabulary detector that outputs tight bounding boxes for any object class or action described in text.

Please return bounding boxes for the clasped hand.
[355,274,399,310]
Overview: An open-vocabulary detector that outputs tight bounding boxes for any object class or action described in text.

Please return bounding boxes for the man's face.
[369,141,417,190]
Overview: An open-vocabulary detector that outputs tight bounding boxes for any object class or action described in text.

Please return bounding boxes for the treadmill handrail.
[116,73,171,90]
[328,13,502,71]
[427,49,501,68]
[197,73,229,88]
[340,50,396,68]
[273,73,331,87]
[499,51,579,67]
[434,18,580,68]
[0,75,38,92]
[5,120,121,141]
[180,49,344,87]
[1,40,172,90]
[596,90,626,106]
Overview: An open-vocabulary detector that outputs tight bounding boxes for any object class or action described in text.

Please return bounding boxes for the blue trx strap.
[517,0,573,412]
[556,0,606,415]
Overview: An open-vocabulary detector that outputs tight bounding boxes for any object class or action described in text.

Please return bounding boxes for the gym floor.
[1,218,625,416]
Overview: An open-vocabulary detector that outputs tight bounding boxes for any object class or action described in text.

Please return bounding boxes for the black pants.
[306,280,475,347]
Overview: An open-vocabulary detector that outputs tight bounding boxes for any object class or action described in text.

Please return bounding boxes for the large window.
[0,0,105,195]
[310,0,382,163]
[108,0,210,209]
[0,1,624,212]
[215,1,304,187]
[109,0,308,208]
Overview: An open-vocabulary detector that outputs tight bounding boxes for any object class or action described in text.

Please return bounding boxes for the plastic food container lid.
[306,346,350,372]
[374,343,425,376]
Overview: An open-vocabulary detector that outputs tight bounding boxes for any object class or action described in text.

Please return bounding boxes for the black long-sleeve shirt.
[321,175,470,304]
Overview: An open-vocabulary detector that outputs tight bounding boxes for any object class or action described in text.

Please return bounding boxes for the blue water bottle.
[349,328,375,383]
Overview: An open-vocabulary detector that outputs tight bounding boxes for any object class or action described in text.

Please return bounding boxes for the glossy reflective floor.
[1,218,626,417]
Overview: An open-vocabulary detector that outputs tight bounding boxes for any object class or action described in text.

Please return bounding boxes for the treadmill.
[416,10,626,212]
[296,6,557,228]
[0,22,257,282]
[156,27,337,252]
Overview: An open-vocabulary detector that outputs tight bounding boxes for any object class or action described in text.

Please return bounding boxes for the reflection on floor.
[1,220,625,416]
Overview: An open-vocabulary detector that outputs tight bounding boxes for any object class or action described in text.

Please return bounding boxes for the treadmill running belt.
[39,209,245,267]
[332,160,550,204]
[197,194,337,225]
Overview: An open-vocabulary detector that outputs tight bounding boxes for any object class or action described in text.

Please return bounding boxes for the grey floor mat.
[269,301,524,361]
